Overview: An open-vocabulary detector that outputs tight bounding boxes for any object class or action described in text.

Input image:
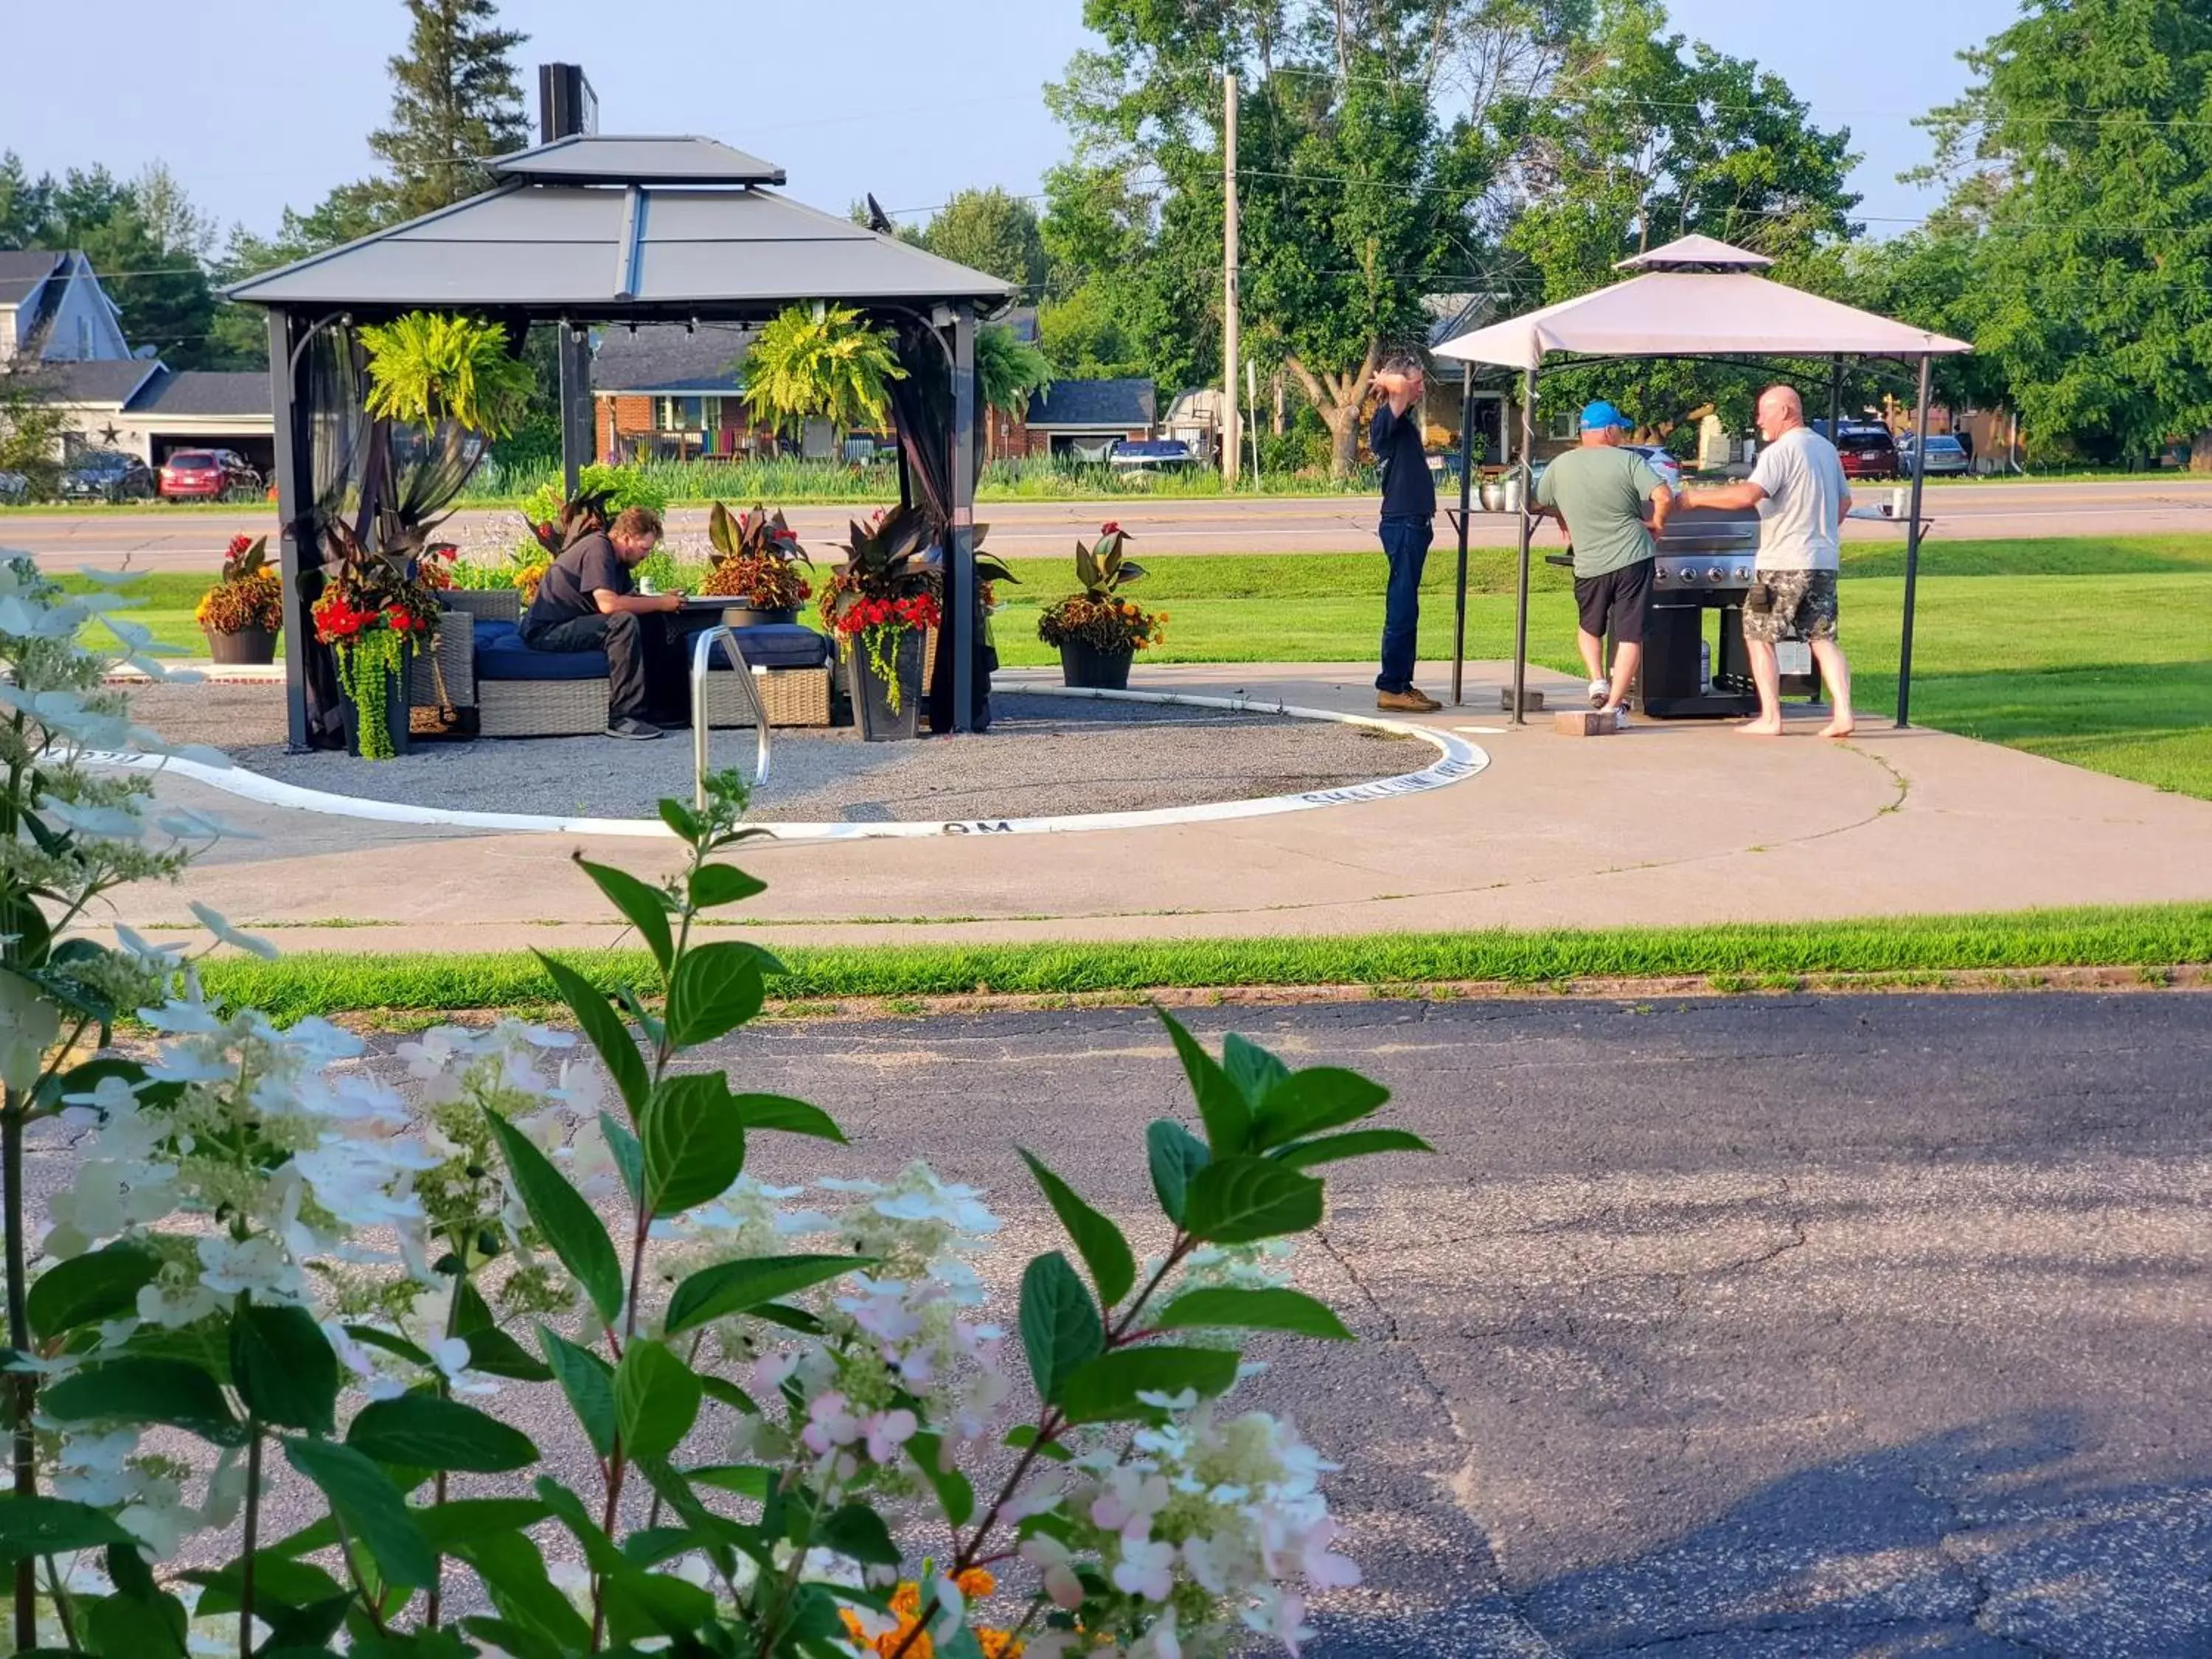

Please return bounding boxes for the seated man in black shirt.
[521,505,684,740]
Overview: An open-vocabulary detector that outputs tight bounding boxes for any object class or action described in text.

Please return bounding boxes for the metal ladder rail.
[689,625,773,811]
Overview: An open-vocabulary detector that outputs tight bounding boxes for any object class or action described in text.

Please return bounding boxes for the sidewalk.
[104,658,2212,954]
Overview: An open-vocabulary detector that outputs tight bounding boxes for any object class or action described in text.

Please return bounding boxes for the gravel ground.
[131,684,1422,821]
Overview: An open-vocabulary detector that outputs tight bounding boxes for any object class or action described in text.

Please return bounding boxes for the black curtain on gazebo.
[885,319,992,734]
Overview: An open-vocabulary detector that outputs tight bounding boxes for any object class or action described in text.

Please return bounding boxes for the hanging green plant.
[358,311,537,438]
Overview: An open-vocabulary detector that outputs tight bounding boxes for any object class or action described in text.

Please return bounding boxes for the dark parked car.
[158,448,260,501]
[1830,423,1899,481]
[61,449,156,502]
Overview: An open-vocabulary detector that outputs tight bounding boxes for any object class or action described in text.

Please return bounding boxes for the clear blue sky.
[12,0,2017,243]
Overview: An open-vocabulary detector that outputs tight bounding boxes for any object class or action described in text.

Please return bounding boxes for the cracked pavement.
[674,991,2212,1656]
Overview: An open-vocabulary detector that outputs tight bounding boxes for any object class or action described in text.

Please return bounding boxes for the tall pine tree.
[368,0,530,222]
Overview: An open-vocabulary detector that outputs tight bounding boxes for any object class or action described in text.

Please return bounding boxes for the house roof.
[224,136,1009,314]
[1026,377,1155,428]
[128,369,271,417]
[34,358,161,406]
[1433,239,1970,369]
[0,250,64,308]
[591,323,753,394]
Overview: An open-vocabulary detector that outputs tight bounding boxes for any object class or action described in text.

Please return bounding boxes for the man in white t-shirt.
[1682,385,1855,737]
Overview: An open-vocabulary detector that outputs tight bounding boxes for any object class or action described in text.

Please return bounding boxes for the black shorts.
[1574,561,1652,641]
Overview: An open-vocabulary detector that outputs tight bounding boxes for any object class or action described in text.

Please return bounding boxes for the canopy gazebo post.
[266,305,311,751]
[948,303,978,734]
[1827,355,1843,438]
[558,322,592,494]
[1896,351,1933,728]
[1510,361,1538,725]
[1451,361,1474,706]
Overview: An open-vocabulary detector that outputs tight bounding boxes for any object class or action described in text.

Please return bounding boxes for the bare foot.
[1737,718,1784,737]
[1819,717,1856,739]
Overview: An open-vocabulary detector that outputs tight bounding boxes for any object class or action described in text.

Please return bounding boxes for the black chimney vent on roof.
[539,63,599,144]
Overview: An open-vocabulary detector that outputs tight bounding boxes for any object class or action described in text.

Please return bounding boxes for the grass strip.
[195,902,2212,1022]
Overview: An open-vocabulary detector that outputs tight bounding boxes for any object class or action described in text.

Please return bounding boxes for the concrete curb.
[93,686,1488,843]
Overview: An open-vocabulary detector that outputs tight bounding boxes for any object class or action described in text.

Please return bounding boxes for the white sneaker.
[1612,705,1630,730]
[1588,678,1610,708]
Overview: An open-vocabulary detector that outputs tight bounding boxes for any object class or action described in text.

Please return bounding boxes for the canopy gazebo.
[226,133,1012,749]
[1431,235,1970,724]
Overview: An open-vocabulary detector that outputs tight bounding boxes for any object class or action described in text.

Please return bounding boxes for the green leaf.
[731,1093,847,1144]
[0,1495,132,1559]
[1273,1127,1436,1169]
[1158,1010,1251,1153]
[816,1503,899,1565]
[281,1437,437,1590]
[641,1071,746,1216]
[229,1302,340,1434]
[531,950,649,1119]
[415,1499,555,1552]
[44,1357,245,1445]
[658,799,706,842]
[447,1527,594,1655]
[1181,1156,1324,1244]
[575,858,675,973]
[462,1324,554,1383]
[1018,1252,1102,1405]
[1059,1346,1242,1423]
[538,1328,616,1458]
[685,1464,773,1500]
[665,942,767,1048]
[1018,1150,1135,1308]
[1222,1032,1290,1107]
[664,1253,858,1335]
[83,1587,187,1656]
[344,1325,433,1368]
[698,1374,760,1415]
[181,1552,344,1614]
[905,1432,975,1527]
[689,864,765,909]
[615,1339,702,1464]
[1252,1068,1391,1149]
[1152,1286,1354,1341]
[348,1394,538,1473]
[599,1110,643,1207]
[1146,1119,1211,1224]
[26,1242,157,1342]
[485,1113,624,1325]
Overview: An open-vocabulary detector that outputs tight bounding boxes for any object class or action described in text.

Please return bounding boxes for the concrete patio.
[101,658,2212,953]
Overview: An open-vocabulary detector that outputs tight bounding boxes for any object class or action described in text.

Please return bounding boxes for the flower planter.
[204,625,277,666]
[849,628,924,742]
[1060,640,1134,690]
[336,639,412,759]
[720,604,798,629]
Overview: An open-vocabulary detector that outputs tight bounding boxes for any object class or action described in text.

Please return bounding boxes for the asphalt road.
[7,477,2212,572]
[24,990,2212,1655]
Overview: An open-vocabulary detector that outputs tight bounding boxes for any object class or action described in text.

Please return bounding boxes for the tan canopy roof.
[1434,237,1969,369]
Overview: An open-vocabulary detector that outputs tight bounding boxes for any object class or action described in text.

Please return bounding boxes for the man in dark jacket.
[521,505,684,739]
[1370,355,1440,712]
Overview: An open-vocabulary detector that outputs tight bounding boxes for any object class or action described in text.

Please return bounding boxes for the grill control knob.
[1706,566,1725,585]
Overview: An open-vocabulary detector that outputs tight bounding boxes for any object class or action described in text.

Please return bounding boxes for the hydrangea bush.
[0,555,1432,1658]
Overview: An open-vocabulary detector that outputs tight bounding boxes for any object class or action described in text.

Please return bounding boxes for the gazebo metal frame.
[226,133,1012,749]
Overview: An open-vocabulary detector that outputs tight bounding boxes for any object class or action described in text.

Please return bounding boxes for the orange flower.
[956,1567,997,1599]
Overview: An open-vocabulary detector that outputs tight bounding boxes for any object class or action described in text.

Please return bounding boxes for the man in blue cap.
[1532,400,1673,722]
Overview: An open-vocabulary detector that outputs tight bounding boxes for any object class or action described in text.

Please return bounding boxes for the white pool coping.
[95,685,1489,842]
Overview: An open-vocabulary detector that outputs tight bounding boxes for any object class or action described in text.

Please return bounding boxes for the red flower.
[389,611,413,632]
[1099,521,1122,536]
[227,533,254,557]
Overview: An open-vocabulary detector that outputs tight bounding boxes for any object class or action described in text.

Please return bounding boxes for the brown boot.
[1377,688,1443,714]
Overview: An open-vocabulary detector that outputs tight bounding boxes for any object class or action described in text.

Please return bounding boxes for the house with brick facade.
[591,322,759,462]
[1010,377,1157,461]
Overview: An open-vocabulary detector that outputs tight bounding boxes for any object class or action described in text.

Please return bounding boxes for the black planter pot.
[1060,641,1134,690]
[339,645,412,758]
[850,629,924,742]
[204,625,277,665]
[720,604,799,628]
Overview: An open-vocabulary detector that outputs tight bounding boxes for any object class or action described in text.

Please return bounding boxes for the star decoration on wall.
[97,424,121,445]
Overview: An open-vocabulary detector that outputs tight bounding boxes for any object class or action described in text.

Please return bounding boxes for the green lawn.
[74,533,2212,802]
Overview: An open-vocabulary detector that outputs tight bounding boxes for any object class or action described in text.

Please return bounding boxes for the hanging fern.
[740,304,906,437]
[978,322,1053,417]
[359,312,537,438]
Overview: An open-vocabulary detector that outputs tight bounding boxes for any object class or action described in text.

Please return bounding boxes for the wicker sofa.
[417,589,834,739]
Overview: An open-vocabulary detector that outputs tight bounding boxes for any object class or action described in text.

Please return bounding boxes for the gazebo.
[226,133,1012,748]
[1431,235,1970,724]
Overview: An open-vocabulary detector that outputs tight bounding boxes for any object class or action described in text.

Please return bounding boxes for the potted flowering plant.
[700,500,812,625]
[1038,522,1166,690]
[193,534,283,664]
[310,523,445,758]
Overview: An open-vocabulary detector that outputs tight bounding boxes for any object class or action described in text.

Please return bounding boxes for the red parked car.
[1830,424,1899,481]
[158,448,261,501]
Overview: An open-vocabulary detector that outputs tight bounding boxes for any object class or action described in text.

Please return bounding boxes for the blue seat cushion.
[473,619,832,682]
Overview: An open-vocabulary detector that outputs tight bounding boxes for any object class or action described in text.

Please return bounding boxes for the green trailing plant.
[818,508,1018,712]
[0,655,1426,1659]
[977,322,1054,418]
[741,304,906,439]
[359,311,537,438]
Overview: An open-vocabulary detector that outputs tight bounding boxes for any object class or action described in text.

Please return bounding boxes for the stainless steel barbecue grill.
[1641,506,1820,717]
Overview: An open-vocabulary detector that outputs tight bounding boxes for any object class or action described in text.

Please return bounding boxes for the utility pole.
[1222,72,1241,487]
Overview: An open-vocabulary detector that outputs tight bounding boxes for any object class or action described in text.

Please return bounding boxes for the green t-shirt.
[1534,445,1665,577]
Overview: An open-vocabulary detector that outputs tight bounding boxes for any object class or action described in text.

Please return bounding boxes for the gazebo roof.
[223,135,1009,316]
[1433,237,1968,369]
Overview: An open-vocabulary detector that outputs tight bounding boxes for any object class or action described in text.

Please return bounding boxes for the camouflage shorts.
[1742,569,1839,644]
